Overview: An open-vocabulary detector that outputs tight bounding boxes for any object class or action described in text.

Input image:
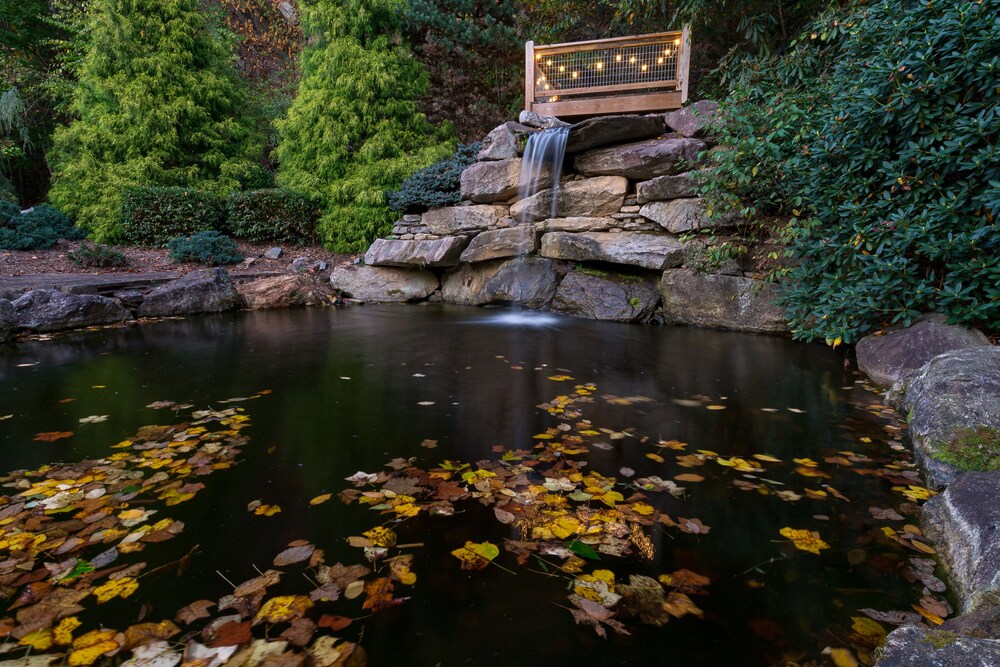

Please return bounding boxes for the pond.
[0,306,941,665]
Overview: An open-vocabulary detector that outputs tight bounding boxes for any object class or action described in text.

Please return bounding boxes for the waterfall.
[518,126,570,220]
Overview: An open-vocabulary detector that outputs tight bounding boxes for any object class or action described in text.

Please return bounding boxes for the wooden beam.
[533,31,683,54]
[679,25,692,104]
[524,41,535,112]
[531,92,683,118]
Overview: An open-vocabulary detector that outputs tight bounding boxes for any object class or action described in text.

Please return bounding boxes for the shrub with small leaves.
[386,142,482,214]
[224,189,320,245]
[118,187,224,246]
[167,231,243,265]
[0,200,21,224]
[67,242,130,268]
[0,203,85,250]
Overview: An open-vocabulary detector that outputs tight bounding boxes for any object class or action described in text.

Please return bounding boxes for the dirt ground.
[0,239,355,277]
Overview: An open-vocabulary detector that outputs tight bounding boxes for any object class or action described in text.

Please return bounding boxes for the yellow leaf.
[706,404,727,410]
[630,502,655,516]
[92,576,138,603]
[451,541,499,570]
[550,515,584,539]
[54,616,81,645]
[825,647,858,667]
[69,629,119,666]
[362,526,397,548]
[780,527,830,555]
[645,453,665,463]
[753,453,782,463]
[793,457,819,467]
[118,509,145,521]
[310,493,332,506]
[253,504,282,516]
[596,490,624,507]
[851,616,887,645]
[253,595,314,625]
[19,628,53,651]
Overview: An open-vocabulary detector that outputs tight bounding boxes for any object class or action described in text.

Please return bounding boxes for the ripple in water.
[477,310,563,327]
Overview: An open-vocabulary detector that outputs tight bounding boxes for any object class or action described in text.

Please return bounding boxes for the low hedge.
[224,189,319,245]
[118,187,224,246]
[0,203,85,250]
[167,231,243,265]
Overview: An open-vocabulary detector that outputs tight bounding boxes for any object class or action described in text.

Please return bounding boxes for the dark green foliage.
[66,241,130,268]
[47,0,261,240]
[275,0,455,253]
[0,202,83,250]
[779,0,1000,343]
[0,200,20,222]
[387,142,481,214]
[167,231,243,265]
[936,427,1000,472]
[118,188,224,246]
[225,189,320,245]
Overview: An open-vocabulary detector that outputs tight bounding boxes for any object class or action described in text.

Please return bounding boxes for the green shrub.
[167,231,243,265]
[387,142,482,214]
[224,189,319,245]
[0,203,84,250]
[118,187,224,246]
[778,0,1000,343]
[66,241,130,268]
[0,200,20,223]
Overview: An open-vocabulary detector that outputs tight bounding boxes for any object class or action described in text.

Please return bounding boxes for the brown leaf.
[218,590,265,619]
[315,563,369,589]
[33,431,74,442]
[175,599,215,625]
[9,582,52,610]
[273,545,315,568]
[206,619,253,647]
[122,620,180,649]
[869,506,905,521]
[361,578,399,613]
[674,474,705,483]
[317,615,352,632]
[309,583,340,603]
[234,570,282,597]
[280,617,316,647]
[567,593,630,638]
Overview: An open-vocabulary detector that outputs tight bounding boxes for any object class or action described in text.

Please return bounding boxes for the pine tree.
[47,0,260,240]
[275,0,454,253]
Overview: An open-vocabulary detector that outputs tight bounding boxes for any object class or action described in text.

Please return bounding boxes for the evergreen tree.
[48,0,260,240]
[275,0,454,253]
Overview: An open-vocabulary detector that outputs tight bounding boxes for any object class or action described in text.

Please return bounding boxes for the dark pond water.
[0,306,931,665]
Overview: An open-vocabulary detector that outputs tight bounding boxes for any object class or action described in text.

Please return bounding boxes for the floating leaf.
[451,541,500,570]
[273,544,316,567]
[18,628,53,651]
[253,595,313,625]
[780,527,830,555]
[33,431,74,442]
[309,494,332,506]
[68,629,119,666]
[253,504,282,516]
[92,576,138,603]
[78,415,109,424]
[674,473,704,483]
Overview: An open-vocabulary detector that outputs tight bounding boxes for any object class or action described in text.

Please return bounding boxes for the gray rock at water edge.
[0,298,16,342]
[941,605,1000,639]
[290,256,311,272]
[264,247,283,260]
[658,269,787,334]
[535,217,617,233]
[565,114,665,153]
[856,313,991,388]
[460,226,537,263]
[239,274,333,310]
[552,270,660,323]
[460,159,550,204]
[422,204,508,235]
[330,265,438,303]
[518,110,571,129]
[12,289,133,333]
[875,625,1000,667]
[640,198,732,234]
[510,176,628,223]
[663,100,720,138]
[541,231,686,271]
[478,121,533,161]
[922,472,1000,615]
[887,346,1000,488]
[573,137,706,180]
[364,237,469,268]
[137,268,244,317]
[441,256,561,310]
[636,172,700,203]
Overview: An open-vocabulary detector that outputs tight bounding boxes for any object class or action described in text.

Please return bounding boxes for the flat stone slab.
[640,198,726,234]
[238,274,333,310]
[664,100,719,138]
[565,114,665,153]
[658,269,787,334]
[511,176,627,224]
[551,270,659,322]
[857,313,991,388]
[11,289,133,333]
[535,217,616,233]
[922,472,1000,614]
[573,137,705,180]
[364,237,469,268]
[636,172,700,203]
[137,268,244,317]
[330,265,438,303]
[460,226,536,263]
[422,205,508,235]
[875,625,1000,667]
[887,346,1000,488]
[0,272,181,300]
[540,231,686,270]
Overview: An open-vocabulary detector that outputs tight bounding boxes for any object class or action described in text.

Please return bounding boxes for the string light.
[657,57,663,64]
[559,66,565,72]
[571,71,578,78]
[615,54,622,62]
[596,62,603,70]
[641,63,648,72]
[629,56,636,64]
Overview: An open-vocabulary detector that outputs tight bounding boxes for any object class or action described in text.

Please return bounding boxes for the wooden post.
[524,41,535,112]
[679,25,692,104]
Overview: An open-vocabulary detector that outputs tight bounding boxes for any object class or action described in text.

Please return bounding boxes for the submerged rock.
[510,176,628,223]
[12,289,133,332]
[541,231,686,271]
[658,269,786,334]
[875,624,1000,666]
[573,137,705,180]
[856,313,991,388]
[441,256,561,309]
[552,270,659,322]
[364,237,469,268]
[239,274,333,310]
[330,265,438,303]
[138,268,244,317]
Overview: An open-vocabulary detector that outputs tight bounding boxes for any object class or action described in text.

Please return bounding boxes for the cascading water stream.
[518,125,570,220]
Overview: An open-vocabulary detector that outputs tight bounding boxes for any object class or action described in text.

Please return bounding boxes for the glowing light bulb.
[629,56,636,64]
[641,64,648,72]
[571,71,578,78]
[664,49,671,56]
[615,54,622,62]
[544,84,550,90]
[551,95,559,101]
[536,53,542,60]
[675,38,680,45]
[559,66,565,72]
[657,57,663,64]
[596,62,603,70]
[546,60,553,65]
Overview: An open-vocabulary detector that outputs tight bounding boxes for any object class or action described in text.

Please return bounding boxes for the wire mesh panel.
[526,30,690,117]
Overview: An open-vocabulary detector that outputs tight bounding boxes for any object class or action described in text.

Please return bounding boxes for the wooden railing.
[524,28,690,118]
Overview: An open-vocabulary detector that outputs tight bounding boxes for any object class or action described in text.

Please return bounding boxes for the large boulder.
[422,205,508,235]
[658,269,787,334]
[330,265,438,303]
[922,473,1000,615]
[875,625,1000,667]
[510,176,627,223]
[663,100,720,138]
[887,346,1000,488]
[856,314,991,388]
[238,274,333,310]
[552,270,659,322]
[12,289,133,332]
[460,226,536,263]
[639,198,732,234]
[364,237,469,268]
[461,159,553,204]
[518,110,570,129]
[137,269,243,317]
[565,114,664,153]
[541,231,685,270]
[0,299,15,342]
[573,137,705,180]
[478,121,531,161]
[535,217,616,233]
[636,172,700,203]
[441,256,561,309]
